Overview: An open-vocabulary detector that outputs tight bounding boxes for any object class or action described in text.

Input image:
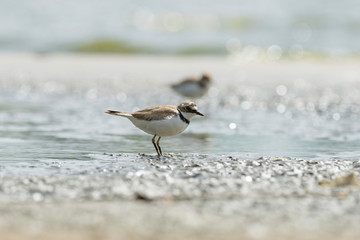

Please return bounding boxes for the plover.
[171,73,211,98]
[105,101,204,156]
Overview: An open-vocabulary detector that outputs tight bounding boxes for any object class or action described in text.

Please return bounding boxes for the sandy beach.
[0,154,360,240]
[0,54,360,240]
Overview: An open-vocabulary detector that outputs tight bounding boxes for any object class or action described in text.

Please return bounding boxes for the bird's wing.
[132,105,178,121]
[171,78,198,87]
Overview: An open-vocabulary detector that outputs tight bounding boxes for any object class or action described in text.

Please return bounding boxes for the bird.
[171,73,211,98]
[105,101,204,156]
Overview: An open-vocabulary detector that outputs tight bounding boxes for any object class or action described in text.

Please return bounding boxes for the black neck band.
[177,108,190,124]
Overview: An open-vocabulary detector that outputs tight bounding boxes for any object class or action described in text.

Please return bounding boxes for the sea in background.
[0,0,360,55]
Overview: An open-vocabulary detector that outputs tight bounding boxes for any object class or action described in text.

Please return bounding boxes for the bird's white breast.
[129,115,189,137]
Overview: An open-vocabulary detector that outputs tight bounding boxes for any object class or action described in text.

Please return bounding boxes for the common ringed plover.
[105,101,204,156]
[171,73,211,98]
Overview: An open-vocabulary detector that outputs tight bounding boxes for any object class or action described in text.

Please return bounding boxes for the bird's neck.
[177,108,190,124]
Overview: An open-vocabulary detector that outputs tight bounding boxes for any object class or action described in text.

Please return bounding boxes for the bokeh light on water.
[0,56,360,162]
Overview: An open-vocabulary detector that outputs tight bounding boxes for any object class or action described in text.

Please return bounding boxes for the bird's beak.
[196,111,204,116]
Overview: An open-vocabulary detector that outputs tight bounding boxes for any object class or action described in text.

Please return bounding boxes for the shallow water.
[1,55,360,173]
[2,95,359,164]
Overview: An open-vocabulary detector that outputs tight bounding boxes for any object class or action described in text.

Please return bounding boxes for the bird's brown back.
[132,105,179,121]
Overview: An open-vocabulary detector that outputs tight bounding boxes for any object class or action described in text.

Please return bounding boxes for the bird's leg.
[156,136,163,156]
[152,135,160,156]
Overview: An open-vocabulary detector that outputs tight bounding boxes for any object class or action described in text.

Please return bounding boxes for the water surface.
[1,55,359,168]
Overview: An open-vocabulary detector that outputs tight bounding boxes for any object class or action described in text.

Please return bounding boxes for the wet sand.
[0,54,360,240]
[1,154,360,240]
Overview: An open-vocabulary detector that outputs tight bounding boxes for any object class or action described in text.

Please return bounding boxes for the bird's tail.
[105,110,132,117]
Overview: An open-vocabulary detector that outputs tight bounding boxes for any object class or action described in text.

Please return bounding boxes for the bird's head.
[199,73,211,87]
[178,101,204,120]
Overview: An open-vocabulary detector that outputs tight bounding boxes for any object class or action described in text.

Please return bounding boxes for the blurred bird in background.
[171,73,211,98]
